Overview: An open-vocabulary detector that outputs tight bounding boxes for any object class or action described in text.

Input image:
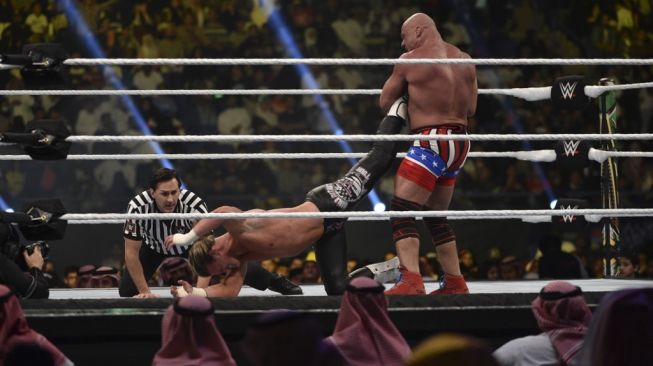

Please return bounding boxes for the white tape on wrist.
[176,286,207,297]
[191,287,207,297]
[176,286,189,297]
[173,230,199,246]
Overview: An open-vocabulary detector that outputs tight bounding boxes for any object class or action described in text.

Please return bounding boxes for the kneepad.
[423,217,455,247]
[390,197,421,242]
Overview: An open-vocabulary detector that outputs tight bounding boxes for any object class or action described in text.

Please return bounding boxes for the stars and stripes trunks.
[397,124,470,191]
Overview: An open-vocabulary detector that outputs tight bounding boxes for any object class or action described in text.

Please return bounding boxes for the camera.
[0,223,49,270]
[5,241,50,271]
[23,241,50,259]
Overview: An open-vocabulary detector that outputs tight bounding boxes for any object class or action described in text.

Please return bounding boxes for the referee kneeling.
[119,168,301,297]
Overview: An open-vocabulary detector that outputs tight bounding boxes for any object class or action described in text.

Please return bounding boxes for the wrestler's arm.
[165,205,243,248]
[462,52,478,117]
[196,275,210,288]
[205,262,246,297]
[379,55,408,112]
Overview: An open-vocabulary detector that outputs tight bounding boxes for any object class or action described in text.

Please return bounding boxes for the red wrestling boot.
[430,273,469,295]
[385,266,426,295]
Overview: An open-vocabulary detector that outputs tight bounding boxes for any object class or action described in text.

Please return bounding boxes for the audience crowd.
[2,280,652,365]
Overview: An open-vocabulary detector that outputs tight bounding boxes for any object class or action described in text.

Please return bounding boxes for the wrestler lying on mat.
[163,98,407,297]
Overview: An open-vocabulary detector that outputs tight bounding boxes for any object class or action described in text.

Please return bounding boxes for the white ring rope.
[0,150,650,162]
[61,58,653,66]
[2,82,651,100]
[60,208,653,221]
[0,151,552,161]
[62,216,540,224]
[62,133,653,142]
[0,89,380,96]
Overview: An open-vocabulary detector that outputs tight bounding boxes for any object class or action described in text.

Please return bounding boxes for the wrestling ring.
[2,56,653,364]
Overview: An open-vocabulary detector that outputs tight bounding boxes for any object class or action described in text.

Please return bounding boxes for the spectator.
[325,277,411,365]
[407,333,499,366]
[242,310,344,366]
[478,259,500,280]
[579,288,653,366]
[494,281,591,366]
[500,256,523,280]
[152,296,235,366]
[137,33,160,58]
[132,66,164,90]
[301,257,321,284]
[538,234,583,279]
[617,251,639,278]
[24,3,48,42]
[62,266,78,288]
[76,264,96,288]
[459,249,479,280]
[157,257,193,287]
[0,284,73,366]
[91,266,120,288]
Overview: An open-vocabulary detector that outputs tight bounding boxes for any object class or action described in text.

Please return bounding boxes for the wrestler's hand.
[133,292,159,299]
[171,280,207,298]
[165,230,199,249]
[171,280,194,298]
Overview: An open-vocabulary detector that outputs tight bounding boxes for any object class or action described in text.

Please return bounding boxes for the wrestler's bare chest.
[239,218,323,257]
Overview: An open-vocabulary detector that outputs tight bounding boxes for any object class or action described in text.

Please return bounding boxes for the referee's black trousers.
[119,246,277,297]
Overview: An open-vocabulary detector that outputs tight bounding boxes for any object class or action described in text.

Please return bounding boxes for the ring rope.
[60,133,653,142]
[61,216,556,224]
[0,150,649,162]
[60,208,653,221]
[0,151,553,161]
[61,58,653,66]
[2,82,651,100]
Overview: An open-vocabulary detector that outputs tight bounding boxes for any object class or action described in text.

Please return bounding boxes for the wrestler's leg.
[308,99,405,295]
[385,176,431,295]
[423,183,461,276]
[392,176,432,274]
[314,98,405,211]
[424,180,468,294]
[315,227,348,295]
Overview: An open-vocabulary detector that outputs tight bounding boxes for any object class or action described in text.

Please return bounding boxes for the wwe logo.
[562,140,581,156]
[559,81,578,99]
[559,205,578,223]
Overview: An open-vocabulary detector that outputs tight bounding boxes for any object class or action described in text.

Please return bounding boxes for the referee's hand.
[164,235,175,249]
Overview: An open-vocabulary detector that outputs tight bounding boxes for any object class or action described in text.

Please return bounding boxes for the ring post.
[598,78,620,277]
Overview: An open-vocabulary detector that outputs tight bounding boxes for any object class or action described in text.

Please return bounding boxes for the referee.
[119,168,301,297]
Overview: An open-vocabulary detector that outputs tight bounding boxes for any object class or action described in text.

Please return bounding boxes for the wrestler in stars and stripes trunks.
[397,124,470,191]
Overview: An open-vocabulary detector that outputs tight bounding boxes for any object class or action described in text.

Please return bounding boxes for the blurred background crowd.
[1,0,652,287]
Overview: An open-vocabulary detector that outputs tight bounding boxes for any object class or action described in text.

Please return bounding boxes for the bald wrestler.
[164,99,408,297]
[380,13,477,295]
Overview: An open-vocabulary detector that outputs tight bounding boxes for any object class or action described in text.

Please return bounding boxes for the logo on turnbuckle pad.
[325,167,371,210]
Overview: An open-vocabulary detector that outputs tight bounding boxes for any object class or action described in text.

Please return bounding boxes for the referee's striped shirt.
[123,190,209,255]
